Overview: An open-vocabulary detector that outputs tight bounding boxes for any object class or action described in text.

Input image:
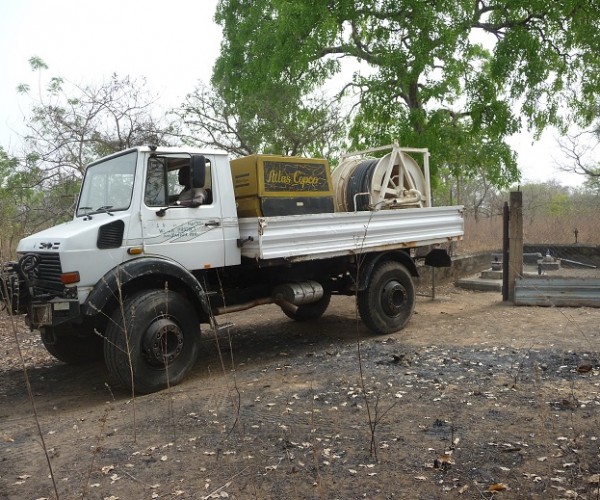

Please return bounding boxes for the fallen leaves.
[577,363,593,373]
[487,482,508,493]
[3,299,600,500]
[14,473,31,486]
[101,465,114,475]
[433,452,454,470]
[587,474,600,484]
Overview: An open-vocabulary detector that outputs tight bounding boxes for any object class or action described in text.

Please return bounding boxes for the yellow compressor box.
[230,154,334,217]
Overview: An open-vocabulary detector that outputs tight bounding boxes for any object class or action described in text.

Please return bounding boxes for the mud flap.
[424,248,452,267]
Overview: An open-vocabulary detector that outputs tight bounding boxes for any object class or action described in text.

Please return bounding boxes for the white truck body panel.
[238,205,464,262]
[134,151,241,270]
[16,214,131,303]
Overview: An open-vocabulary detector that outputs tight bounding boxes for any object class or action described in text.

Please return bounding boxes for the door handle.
[205,220,221,227]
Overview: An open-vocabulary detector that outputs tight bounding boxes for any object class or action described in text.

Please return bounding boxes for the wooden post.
[502,202,509,301]
[508,191,523,302]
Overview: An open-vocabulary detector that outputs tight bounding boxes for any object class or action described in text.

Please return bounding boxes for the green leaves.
[47,77,64,94]
[28,55,48,71]
[199,0,348,156]
[214,0,600,189]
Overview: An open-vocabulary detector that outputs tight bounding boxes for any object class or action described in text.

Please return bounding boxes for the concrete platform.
[480,270,502,280]
[455,275,502,292]
[455,265,546,293]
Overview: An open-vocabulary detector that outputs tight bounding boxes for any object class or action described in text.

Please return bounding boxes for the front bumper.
[28,299,81,329]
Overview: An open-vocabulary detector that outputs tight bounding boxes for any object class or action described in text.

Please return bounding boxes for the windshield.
[77,150,137,217]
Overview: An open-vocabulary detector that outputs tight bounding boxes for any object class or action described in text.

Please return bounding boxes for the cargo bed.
[238,206,464,262]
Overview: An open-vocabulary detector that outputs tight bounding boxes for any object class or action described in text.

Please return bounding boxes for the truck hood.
[17,214,127,253]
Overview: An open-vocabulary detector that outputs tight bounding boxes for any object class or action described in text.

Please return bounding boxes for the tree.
[0,57,182,253]
[213,0,600,187]
[558,127,600,180]
[434,166,505,219]
[179,82,346,158]
[0,146,73,257]
[582,174,600,195]
[17,56,179,177]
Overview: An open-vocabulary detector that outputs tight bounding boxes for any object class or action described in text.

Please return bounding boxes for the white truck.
[2,145,463,393]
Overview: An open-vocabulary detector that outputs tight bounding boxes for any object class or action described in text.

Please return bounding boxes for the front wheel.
[40,325,103,365]
[104,290,200,394]
[357,260,415,335]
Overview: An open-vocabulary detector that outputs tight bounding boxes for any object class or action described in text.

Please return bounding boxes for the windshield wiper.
[79,205,116,220]
[93,205,115,216]
[80,206,94,220]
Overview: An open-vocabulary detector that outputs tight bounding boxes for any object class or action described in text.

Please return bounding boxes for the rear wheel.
[281,292,331,321]
[104,290,200,394]
[40,325,103,365]
[357,260,415,334]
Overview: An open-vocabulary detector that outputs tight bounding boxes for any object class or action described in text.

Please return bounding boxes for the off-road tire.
[357,260,415,334]
[104,289,200,394]
[40,325,103,365]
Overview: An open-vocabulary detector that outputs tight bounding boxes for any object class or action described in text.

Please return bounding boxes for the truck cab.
[16,147,241,318]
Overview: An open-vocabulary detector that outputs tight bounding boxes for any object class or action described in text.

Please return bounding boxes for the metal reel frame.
[333,144,432,212]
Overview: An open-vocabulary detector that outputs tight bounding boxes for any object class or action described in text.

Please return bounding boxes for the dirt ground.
[1,282,600,500]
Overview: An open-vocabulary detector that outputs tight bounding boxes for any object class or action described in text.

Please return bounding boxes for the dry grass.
[457,212,600,255]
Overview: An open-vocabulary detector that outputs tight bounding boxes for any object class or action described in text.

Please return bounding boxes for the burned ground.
[1,284,600,499]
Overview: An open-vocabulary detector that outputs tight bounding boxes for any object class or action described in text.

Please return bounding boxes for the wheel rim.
[382,280,405,317]
[142,317,184,367]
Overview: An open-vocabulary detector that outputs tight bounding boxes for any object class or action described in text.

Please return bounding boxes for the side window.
[167,161,214,205]
[144,157,214,207]
[145,158,166,206]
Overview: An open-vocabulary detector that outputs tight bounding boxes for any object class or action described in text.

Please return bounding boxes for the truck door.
[138,154,226,270]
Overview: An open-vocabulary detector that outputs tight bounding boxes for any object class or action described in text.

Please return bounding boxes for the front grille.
[32,253,64,296]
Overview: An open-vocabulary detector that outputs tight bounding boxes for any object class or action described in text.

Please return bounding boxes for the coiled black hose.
[345,159,378,211]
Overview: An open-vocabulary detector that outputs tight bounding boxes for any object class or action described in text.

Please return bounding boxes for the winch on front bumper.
[1,253,81,329]
[0,260,29,314]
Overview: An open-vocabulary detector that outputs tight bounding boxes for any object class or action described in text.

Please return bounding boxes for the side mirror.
[191,155,206,188]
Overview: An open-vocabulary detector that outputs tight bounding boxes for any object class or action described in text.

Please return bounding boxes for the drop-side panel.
[238,206,464,262]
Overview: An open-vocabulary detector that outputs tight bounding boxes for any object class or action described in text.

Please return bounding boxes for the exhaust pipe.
[214,281,324,315]
[272,281,324,305]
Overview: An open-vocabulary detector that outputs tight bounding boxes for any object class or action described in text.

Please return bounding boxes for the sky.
[0,0,222,148]
[0,0,585,186]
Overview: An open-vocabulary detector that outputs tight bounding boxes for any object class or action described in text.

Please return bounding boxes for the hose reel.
[331,145,431,212]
